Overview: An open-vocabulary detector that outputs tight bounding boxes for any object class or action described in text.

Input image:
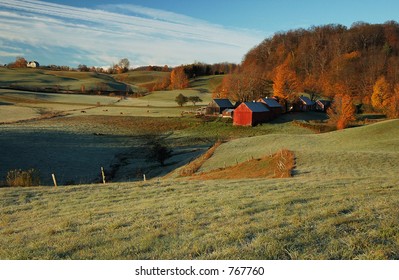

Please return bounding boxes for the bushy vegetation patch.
[5,169,40,187]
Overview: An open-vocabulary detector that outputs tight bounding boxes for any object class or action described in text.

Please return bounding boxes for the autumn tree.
[215,69,269,102]
[170,67,189,90]
[213,74,234,99]
[327,94,356,130]
[371,76,391,111]
[9,57,27,68]
[175,93,188,107]
[273,56,300,111]
[152,74,171,91]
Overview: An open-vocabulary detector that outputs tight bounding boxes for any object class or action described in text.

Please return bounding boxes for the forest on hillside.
[214,21,399,117]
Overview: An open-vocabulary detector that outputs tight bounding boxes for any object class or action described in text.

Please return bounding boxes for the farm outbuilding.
[206,99,234,115]
[222,109,234,118]
[257,97,283,118]
[316,99,331,112]
[233,102,272,126]
[295,96,316,111]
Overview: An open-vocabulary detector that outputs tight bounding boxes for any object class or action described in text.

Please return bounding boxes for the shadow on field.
[271,112,328,124]
[0,129,207,186]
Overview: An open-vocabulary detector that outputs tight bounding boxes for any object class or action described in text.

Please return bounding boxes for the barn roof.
[212,98,234,108]
[299,96,315,105]
[259,97,283,108]
[243,102,270,112]
[316,99,331,105]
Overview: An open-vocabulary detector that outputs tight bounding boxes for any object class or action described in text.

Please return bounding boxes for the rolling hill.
[198,119,399,179]
[0,68,127,92]
[0,120,398,259]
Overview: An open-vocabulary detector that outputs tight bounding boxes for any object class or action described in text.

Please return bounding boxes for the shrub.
[6,169,41,187]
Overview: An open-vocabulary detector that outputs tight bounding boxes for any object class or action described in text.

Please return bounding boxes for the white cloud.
[0,0,263,66]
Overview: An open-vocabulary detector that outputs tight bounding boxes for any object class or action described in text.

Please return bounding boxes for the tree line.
[214,21,399,120]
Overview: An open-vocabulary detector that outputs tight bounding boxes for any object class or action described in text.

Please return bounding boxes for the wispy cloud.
[0,0,263,67]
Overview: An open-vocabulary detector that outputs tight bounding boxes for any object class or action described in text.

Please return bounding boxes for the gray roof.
[212,99,234,108]
[316,99,331,105]
[243,102,270,112]
[300,96,315,105]
[259,97,283,108]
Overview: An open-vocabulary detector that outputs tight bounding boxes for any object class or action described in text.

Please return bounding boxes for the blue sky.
[1,0,399,68]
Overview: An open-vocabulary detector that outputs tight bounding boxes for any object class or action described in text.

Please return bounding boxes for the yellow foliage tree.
[371,76,391,110]
[170,67,189,90]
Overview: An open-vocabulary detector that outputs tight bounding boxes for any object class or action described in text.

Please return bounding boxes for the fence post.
[101,167,106,184]
[52,173,57,188]
[143,174,146,182]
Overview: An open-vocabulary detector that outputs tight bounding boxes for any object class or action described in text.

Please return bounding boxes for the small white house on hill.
[27,61,39,68]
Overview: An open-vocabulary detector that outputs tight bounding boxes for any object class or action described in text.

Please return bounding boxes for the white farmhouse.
[27,61,40,68]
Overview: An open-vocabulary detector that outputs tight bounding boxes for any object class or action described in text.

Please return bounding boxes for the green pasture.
[0,68,127,92]
[0,175,398,259]
[112,71,168,85]
[0,118,398,259]
[0,69,218,121]
[199,119,399,178]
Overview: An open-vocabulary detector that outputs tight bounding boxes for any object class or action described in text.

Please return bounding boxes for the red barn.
[233,102,272,126]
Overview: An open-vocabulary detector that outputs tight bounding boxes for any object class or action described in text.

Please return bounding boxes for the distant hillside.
[0,68,128,93]
[112,71,170,93]
[0,68,224,98]
[219,21,399,106]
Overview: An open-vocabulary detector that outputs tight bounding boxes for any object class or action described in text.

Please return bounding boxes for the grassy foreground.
[0,118,398,259]
[0,176,398,260]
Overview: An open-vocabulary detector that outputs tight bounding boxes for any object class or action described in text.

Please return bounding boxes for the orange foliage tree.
[371,76,391,111]
[152,74,171,91]
[273,56,300,111]
[9,56,27,68]
[170,67,189,90]
[327,94,356,130]
[214,70,269,102]
[212,75,230,98]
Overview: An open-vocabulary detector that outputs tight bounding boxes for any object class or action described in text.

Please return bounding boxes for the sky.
[1,0,399,68]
